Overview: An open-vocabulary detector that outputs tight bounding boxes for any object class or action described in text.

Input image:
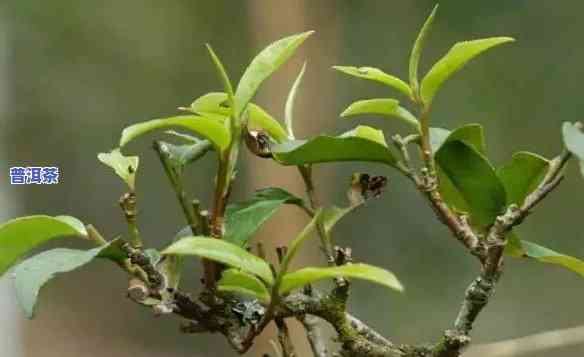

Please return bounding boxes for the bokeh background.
[1,1,584,356]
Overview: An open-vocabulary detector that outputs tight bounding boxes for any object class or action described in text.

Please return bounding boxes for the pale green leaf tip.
[340,106,353,117]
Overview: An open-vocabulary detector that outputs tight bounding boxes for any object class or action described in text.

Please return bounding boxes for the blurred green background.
[1,1,584,356]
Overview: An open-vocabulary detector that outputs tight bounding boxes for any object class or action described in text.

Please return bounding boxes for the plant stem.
[153,141,200,235]
[119,192,143,248]
[418,105,435,173]
[297,165,335,265]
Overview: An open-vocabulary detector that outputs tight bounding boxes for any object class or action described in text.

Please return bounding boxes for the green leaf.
[156,140,213,175]
[430,124,486,157]
[332,66,412,98]
[225,188,304,247]
[189,92,288,143]
[235,31,313,117]
[217,269,271,303]
[13,240,124,318]
[97,149,139,190]
[435,140,506,228]
[279,263,403,295]
[409,4,438,95]
[498,152,549,205]
[562,122,584,177]
[442,124,486,154]
[508,239,584,279]
[340,125,388,146]
[340,98,419,131]
[420,37,515,105]
[162,236,274,285]
[272,126,397,167]
[284,62,307,140]
[429,127,451,154]
[205,44,235,110]
[280,211,321,274]
[247,103,289,143]
[272,126,398,167]
[190,92,231,116]
[119,115,231,152]
[0,215,88,277]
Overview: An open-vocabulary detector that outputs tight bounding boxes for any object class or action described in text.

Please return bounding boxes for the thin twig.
[119,192,143,248]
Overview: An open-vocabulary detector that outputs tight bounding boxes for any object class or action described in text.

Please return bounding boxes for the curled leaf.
[284,62,307,140]
[206,44,235,110]
[97,149,139,190]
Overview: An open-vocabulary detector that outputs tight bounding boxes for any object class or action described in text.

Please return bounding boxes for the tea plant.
[2,5,584,357]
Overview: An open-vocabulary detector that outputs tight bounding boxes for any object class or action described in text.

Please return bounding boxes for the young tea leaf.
[119,115,231,152]
[190,92,231,116]
[13,241,124,318]
[497,152,549,205]
[435,140,506,228]
[97,149,139,190]
[271,126,398,167]
[507,239,584,279]
[162,236,274,285]
[155,140,213,176]
[340,98,419,131]
[278,263,403,295]
[420,37,515,105]
[190,92,288,142]
[0,215,88,277]
[206,44,235,110]
[409,4,438,96]
[284,62,307,140]
[332,66,412,99]
[217,269,271,303]
[225,188,304,247]
[235,31,313,117]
